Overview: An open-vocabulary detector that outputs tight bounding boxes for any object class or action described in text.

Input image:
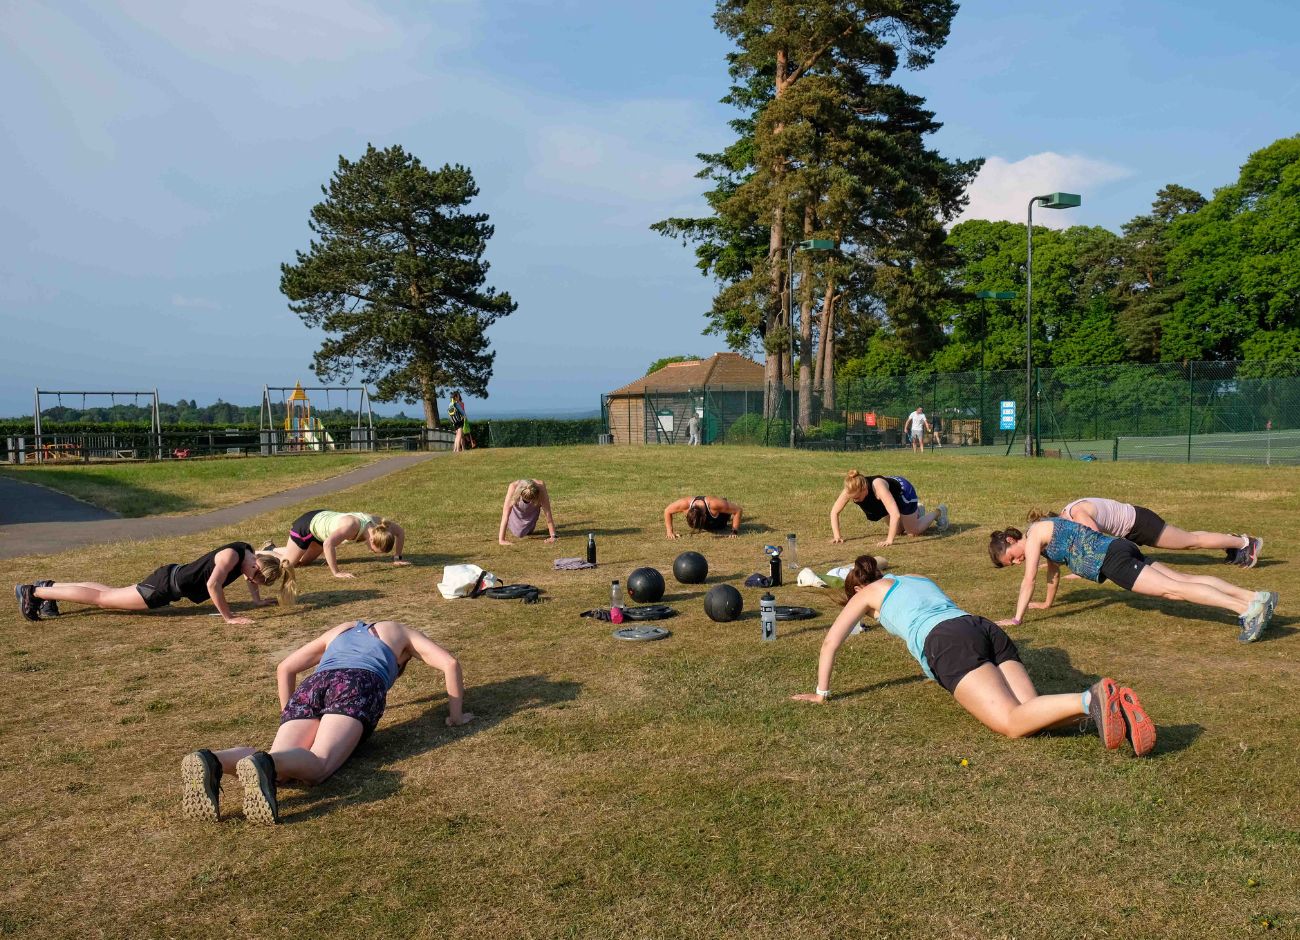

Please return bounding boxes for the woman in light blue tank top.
[790,556,1156,756]
[988,514,1276,643]
[180,619,474,826]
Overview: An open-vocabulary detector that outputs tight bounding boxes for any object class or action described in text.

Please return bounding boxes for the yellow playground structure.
[259,382,374,453]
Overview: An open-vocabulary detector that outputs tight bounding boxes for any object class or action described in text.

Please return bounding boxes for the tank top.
[1040,518,1115,583]
[876,575,969,681]
[508,479,542,536]
[308,511,377,543]
[1061,498,1136,539]
[690,496,731,531]
[317,621,400,689]
[854,476,911,521]
[172,542,254,603]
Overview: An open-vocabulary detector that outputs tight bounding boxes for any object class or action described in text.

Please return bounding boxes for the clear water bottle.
[587,533,597,565]
[610,579,624,624]
[760,592,776,641]
[785,533,798,570]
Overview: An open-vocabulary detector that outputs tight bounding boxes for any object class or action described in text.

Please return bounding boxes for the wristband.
[1010,617,1022,625]
[394,555,403,561]
[815,687,831,698]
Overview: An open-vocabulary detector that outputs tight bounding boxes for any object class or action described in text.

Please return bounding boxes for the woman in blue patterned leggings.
[180,619,473,825]
[988,515,1276,643]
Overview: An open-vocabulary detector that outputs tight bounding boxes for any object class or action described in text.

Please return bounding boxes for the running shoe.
[236,752,279,825]
[1235,536,1263,569]
[33,580,58,619]
[181,749,223,822]
[1264,591,1279,619]
[14,584,39,622]
[1116,687,1156,757]
[1088,677,1125,750]
[260,541,276,552]
[1238,601,1273,644]
[936,504,950,532]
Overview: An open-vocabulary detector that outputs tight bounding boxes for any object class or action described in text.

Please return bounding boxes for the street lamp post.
[786,238,835,448]
[1025,192,1081,456]
[974,289,1016,445]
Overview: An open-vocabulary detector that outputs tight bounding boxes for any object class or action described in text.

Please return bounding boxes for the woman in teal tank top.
[988,514,1276,644]
[790,556,1155,756]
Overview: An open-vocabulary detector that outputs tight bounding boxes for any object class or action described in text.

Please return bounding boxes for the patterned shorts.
[280,668,388,740]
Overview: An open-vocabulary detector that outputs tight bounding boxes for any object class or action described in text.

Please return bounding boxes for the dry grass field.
[1,446,1297,938]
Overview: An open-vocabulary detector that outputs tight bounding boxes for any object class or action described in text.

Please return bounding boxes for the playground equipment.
[28,388,161,462]
[259,383,375,454]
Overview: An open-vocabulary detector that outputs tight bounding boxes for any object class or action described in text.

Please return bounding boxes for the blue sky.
[2,0,1297,419]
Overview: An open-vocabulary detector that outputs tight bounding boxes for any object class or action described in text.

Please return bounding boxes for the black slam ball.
[673,551,709,585]
[704,584,743,623]
[627,567,666,603]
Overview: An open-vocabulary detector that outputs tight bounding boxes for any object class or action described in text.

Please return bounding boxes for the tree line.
[653,1,1300,426]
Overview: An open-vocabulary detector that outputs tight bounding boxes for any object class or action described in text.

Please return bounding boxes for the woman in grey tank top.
[497,478,557,545]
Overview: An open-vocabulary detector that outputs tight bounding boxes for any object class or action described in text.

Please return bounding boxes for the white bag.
[437,564,495,599]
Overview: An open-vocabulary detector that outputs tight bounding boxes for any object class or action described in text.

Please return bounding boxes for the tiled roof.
[606,353,766,396]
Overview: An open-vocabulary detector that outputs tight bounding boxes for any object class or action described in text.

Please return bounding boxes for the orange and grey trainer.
[1117,687,1156,757]
[1089,677,1125,750]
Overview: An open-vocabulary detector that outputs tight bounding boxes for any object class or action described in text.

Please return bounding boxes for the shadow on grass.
[555,521,642,537]
[1017,642,1099,692]
[280,673,583,823]
[1150,723,1203,756]
[1144,552,1283,570]
[11,470,199,517]
[296,588,385,611]
[835,674,924,700]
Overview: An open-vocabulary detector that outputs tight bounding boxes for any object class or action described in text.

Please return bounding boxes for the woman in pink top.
[497,478,557,545]
[1061,497,1261,568]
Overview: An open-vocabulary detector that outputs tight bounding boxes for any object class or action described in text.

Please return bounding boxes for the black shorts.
[1099,539,1149,590]
[289,510,324,550]
[922,615,1022,694]
[1125,506,1167,546]
[135,564,181,609]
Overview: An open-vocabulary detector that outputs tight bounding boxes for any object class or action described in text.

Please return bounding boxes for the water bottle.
[785,533,798,570]
[610,579,624,624]
[769,551,782,587]
[760,592,776,641]
[587,533,597,566]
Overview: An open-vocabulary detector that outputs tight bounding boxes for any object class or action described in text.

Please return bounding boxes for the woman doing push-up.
[829,470,947,546]
[790,555,1155,756]
[1059,496,1261,568]
[664,495,743,539]
[181,619,473,825]
[271,509,408,579]
[15,542,296,625]
[989,514,1277,643]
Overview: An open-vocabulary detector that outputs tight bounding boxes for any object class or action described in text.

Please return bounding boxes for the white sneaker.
[936,504,949,532]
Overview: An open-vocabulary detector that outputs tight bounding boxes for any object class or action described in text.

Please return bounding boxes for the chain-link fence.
[600,359,1300,465]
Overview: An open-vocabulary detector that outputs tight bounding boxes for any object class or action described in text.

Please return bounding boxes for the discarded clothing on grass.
[554,557,596,570]
[482,584,543,604]
[744,573,773,588]
[581,604,678,622]
[438,564,500,599]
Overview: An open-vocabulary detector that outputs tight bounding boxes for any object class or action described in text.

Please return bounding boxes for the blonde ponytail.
[255,551,299,607]
[844,469,867,498]
[370,517,396,554]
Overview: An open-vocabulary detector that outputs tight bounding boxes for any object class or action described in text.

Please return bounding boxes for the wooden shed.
[604,353,767,445]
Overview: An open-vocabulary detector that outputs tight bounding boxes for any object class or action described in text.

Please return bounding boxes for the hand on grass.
[830,535,844,544]
[224,616,255,625]
[392,559,412,568]
[498,538,511,547]
[333,571,356,580]
[446,712,476,727]
[877,540,893,547]
[790,693,827,704]
[545,535,558,543]
[667,533,680,540]
[995,618,1019,627]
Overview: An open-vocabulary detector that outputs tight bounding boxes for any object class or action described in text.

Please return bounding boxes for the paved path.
[0,453,439,560]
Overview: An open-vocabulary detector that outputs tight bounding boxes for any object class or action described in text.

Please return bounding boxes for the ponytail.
[844,469,867,497]
[255,551,299,607]
[370,517,396,554]
[988,527,1024,568]
[842,553,884,603]
[1026,508,1056,523]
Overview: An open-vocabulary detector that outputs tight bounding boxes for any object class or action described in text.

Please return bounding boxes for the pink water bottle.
[610,579,624,624]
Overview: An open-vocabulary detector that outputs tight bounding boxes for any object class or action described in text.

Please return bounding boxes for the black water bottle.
[769,551,782,586]
[587,532,597,565]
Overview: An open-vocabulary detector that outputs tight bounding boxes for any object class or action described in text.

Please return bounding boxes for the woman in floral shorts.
[180,620,474,825]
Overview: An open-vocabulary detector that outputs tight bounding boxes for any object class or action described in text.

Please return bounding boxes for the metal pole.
[1025,198,1036,458]
[788,244,796,449]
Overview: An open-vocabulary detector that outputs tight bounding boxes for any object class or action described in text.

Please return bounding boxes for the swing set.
[32,387,161,462]
[259,382,375,453]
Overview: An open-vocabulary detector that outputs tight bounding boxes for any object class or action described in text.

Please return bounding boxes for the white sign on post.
[999,401,1016,431]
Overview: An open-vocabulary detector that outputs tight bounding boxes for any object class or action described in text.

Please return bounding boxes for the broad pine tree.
[281,145,516,427]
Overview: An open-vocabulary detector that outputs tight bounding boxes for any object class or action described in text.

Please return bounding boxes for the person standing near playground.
[1059,497,1262,568]
[270,510,408,578]
[449,391,469,452]
[180,618,473,825]
[789,555,1155,756]
[988,514,1276,642]
[688,412,701,446]
[906,407,931,453]
[829,470,947,546]
[16,542,297,624]
[497,478,558,545]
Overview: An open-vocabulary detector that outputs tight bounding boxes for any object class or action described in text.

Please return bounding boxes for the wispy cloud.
[172,294,221,310]
[957,152,1132,228]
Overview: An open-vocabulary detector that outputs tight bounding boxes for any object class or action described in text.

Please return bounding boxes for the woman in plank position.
[497,478,558,545]
[1058,496,1261,568]
[664,495,743,539]
[829,469,947,547]
[790,555,1155,756]
[181,619,473,825]
[989,514,1276,643]
[270,510,408,578]
[15,542,296,625]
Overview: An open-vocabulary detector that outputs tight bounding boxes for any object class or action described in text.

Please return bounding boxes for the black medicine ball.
[627,567,666,603]
[704,584,743,622]
[673,551,709,584]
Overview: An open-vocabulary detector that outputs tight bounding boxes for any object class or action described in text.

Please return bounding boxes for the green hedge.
[479,418,605,447]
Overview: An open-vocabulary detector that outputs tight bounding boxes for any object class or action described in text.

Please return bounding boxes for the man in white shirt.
[906,407,931,453]
[687,412,701,446]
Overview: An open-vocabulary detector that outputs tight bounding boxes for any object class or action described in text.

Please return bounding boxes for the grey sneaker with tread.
[236,752,279,825]
[181,749,222,822]
[15,584,39,622]
[33,580,58,618]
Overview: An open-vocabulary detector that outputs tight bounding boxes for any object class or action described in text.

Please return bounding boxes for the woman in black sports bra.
[663,495,743,539]
[829,469,947,546]
[16,542,297,625]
